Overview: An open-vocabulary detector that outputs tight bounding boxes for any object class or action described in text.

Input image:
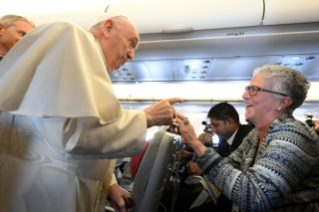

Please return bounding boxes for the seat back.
[132,131,179,212]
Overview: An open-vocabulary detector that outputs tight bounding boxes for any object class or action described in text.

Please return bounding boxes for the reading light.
[306,57,315,60]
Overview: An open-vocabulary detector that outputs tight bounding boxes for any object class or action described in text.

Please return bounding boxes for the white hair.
[253,65,310,113]
[88,16,130,31]
[0,14,36,28]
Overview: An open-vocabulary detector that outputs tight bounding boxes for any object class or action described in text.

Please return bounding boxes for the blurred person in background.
[0,14,35,61]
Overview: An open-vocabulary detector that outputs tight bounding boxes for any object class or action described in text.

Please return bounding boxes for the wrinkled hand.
[108,184,134,212]
[175,113,198,148]
[186,160,203,175]
[143,98,183,128]
[176,149,194,160]
[175,113,206,157]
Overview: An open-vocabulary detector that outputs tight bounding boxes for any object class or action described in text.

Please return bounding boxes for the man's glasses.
[245,86,288,97]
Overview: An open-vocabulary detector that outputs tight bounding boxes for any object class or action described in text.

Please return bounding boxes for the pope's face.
[0,20,34,56]
[105,21,139,73]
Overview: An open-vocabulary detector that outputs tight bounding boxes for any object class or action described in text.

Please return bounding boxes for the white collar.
[227,128,238,146]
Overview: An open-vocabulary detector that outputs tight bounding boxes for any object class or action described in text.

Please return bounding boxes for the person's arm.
[30,98,182,159]
[177,113,317,212]
[195,137,315,212]
[30,109,147,159]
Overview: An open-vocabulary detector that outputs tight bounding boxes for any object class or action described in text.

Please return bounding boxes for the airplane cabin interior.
[1,0,319,211]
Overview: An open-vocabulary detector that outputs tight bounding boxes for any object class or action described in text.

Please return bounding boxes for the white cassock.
[0,21,147,212]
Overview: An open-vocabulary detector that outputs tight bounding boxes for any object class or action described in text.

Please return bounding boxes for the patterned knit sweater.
[194,113,319,212]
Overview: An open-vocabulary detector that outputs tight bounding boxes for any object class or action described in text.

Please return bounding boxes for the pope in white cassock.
[0,12,182,212]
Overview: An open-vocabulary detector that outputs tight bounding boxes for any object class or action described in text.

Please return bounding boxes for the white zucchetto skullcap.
[89,12,127,28]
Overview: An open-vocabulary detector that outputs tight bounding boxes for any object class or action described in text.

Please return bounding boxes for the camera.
[305,114,315,128]
[202,121,213,135]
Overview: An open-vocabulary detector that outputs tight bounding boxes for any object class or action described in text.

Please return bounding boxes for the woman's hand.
[176,149,194,160]
[187,160,204,175]
[175,113,207,157]
[175,113,198,147]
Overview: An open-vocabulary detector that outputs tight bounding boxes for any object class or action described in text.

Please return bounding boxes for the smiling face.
[242,74,281,127]
[0,20,34,56]
[102,19,139,72]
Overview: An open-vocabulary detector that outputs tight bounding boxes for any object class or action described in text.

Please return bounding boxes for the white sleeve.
[109,174,118,186]
[30,109,147,159]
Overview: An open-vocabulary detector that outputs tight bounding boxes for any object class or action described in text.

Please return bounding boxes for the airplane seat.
[131,131,180,212]
[130,141,150,180]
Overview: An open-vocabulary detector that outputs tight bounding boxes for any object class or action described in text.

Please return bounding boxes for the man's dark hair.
[207,102,239,124]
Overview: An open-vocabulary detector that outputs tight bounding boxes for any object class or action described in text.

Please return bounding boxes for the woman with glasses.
[176,65,319,212]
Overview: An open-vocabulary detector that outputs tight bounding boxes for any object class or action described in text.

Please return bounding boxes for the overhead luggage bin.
[21,5,109,30]
[263,0,319,25]
[106,0,264,34]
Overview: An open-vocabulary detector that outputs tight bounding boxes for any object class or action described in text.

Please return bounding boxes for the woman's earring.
[278,108,281,111]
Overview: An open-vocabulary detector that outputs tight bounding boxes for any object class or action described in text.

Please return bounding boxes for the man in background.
[0,14,35,61]
[208,102,253,158]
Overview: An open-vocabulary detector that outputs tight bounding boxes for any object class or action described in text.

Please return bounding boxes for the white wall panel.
[307,82,319,101]
[126,84,154,100]
[114,82,318,102]
[211,82,247,101]
[153,83,212,100]
[113,84,128,99]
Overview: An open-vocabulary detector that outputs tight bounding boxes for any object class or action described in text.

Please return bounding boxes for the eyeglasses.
[244,86,288,97]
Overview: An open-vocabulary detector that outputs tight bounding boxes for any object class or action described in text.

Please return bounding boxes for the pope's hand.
[143,98,183,128]
[108,184,134,212]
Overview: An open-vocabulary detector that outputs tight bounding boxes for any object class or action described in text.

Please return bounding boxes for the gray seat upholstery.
[132,131,179,212]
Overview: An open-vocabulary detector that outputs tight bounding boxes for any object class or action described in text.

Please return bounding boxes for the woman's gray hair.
[253,65,310,113]
[0,14,36,28]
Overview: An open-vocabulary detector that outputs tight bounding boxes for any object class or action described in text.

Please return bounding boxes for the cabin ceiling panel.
[142,60,176,81]
[134,31,319,61]
[206,56,278,80]
[123,62,152,81]
[111,54,319,83]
